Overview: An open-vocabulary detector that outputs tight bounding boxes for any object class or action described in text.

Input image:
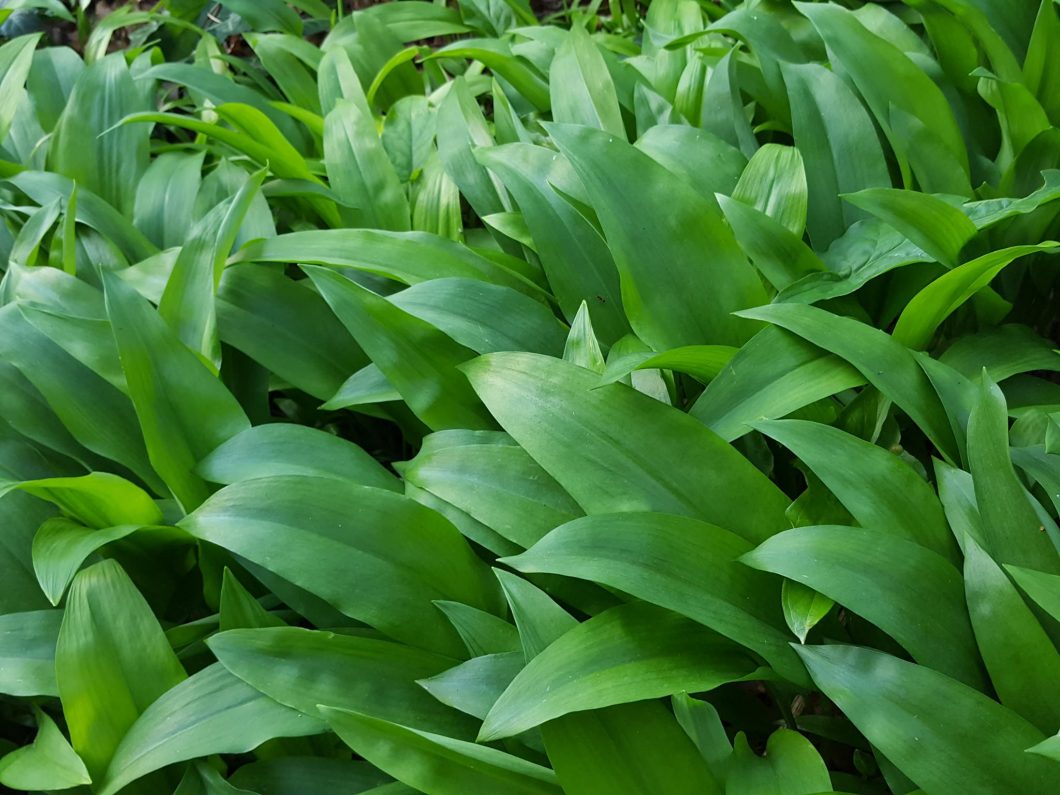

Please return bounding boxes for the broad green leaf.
[781,581,834,645]
[496,569,722,795]
[229,757,392,795]
[428,39,549,111]
[399,430,581,550]
[216,0,302,36]
[306,266,495,432]
[599,343,735,389]
[0,34,41,143]
[963,536,1060,733]
[133,151,205,250]
[463,352,790,544]
[1005,564,1060,622]
[197,423,398,491]
[55,560,186,781]
[731,144,808,238]
[480,602,763,740]
[434,599,521,656]
[726,729,831,795]
[716,194,826,291]
[738,303,958,461]
[743,525,984,688]
[417,651,524,720]
[503,513,806,685]
[104,272,250,510]
[781,61,890,248]
[232,229,540,297]
[0,306,161,491]
[323,707,562,795]
[32,517,142,605]
[209,627,478,739]
[796,2,971,195]
[220,568,286,632]
[0,609,61,696]
[180,476,500,655]
[48,52,150,217]
[967,373,1059,571]
[795,644,1055,794]
[691,327,864,441]
[563,301,606,373]
[159,168,267,364]
[5,471,161,529]
[550,26,625,138]
[216,264,367,401]
[436,77,509,231]
[755,420,956,561]
[0,708,90,792]
[893,244,1058,349]
[547,122,767,349]
[1027,734,1060,762]
[99,663,324,795]
[842,188,977,268]
[325,98,410,231]
[476,143,628,343]
[634,124,746,203]
[389,278,566,356]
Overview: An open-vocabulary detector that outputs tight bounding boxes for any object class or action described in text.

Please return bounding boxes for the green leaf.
[691,327,864,442]
[0,34,41,144]
[104,272,251,510]
[427,39,549,111]
[731,144,808,238]
[55,560,186,781]
[0,708,90,792]
[550,26,625,138]
[399,430,581,550]
[180,476,500,655]
[562,301,606,373]
[726,729,831,795]
[209,627,478,739]
[963,536,1060,733]
[159,167,267,365]
[305,266,495,432]
[0,609,61,697]
[967,373,1059,571]
[795,644,1055,794]
[220,568,287,632]
[547,122,767,349]
[434,599,520,656]
[480,602,763,740]
[755,419,957,561]
[32,517,142,605]
[781,61,890,248]
[197,423,398,492]
[417,651,524,720]
[781,580,833,644]
[6,471,161,529]
[325,98,410,231]
[463,352,790,544]
[892,243,1058,349]
[796,2,971,195]
[216,0,302,35]
[742,525,984,688]
[738,303,958,461]
[232,229,541,297]
[842,188,977,268]
[216,263,367,401]
[99,663,324,795]
[503,512,806,685]
[389,278,566,356]
[323,707,563,795]
[229,757,391,794]
[133,151,205,250]
[598,344,737,387]
[48,52,149,217]
[476,142,628,343]
[1005,564,1060,622]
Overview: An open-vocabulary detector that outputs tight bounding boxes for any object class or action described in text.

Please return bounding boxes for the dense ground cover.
[0,0,1058,793]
